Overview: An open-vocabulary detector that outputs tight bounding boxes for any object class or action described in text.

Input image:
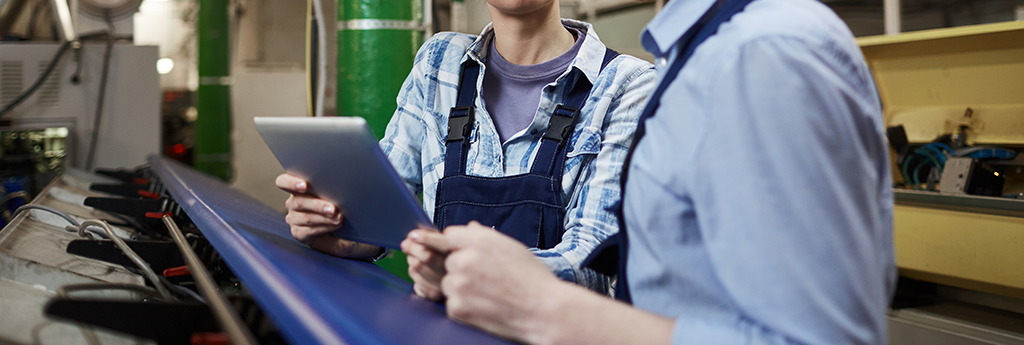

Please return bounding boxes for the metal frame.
[162,215,257,345]
[895,190,1024,218]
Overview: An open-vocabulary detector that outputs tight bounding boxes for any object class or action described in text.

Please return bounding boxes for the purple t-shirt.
[483,28,584,142]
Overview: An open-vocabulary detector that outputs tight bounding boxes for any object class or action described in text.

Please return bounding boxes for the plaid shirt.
[380,19,655,291]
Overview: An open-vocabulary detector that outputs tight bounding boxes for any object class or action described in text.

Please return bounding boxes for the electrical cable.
[957,146,1015,159]
[57,282,165,299]
[970,150,1013,159]
[52,283,149,345]
[12,199,180,302]
[85,12,116,170]
[122,264,208,304]
[900,139,1017,192]
[903,149,942,191]
[68,30,122,88]
[953,146,983,157]
[919,145,947,165]
[71,42,84,84]
[313,0,326,117]
[923,142,955,154]
[912,149,944,191]
[304,0,327,117]
[0,40,73,118]
[68,220,176,301]
[901,155,919,191]
[305,0,313,117]
[13,169,160,241]
[912,160,928,191]
[157,274,206,304]
[13,204,80,226]
[914,148,944,171]
[917,159,933,190]
[10,204,116,239]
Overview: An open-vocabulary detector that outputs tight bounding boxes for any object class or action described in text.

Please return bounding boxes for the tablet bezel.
[255,116,434,249]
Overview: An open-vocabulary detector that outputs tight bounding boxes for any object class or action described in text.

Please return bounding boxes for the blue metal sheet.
[148,155,511,345]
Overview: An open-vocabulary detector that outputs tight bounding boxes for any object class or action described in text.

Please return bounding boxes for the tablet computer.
[254,116,434,249]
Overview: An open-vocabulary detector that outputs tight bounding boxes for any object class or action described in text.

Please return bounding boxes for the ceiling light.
[157,58,175,75]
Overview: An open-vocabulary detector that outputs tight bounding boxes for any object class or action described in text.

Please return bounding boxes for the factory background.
[4,0,1023,212]
[135,0,1024,214]
[1,0,1024,344]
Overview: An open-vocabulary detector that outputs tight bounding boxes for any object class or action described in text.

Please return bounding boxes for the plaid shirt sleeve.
[380,32,474,198]
[530,57,656,292]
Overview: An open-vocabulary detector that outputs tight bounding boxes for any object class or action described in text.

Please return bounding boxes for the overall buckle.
[544,105,579,143]
[446,106,475,144]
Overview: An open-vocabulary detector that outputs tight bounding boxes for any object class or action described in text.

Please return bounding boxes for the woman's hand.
[401,228,448,301]
[276,173,381,258]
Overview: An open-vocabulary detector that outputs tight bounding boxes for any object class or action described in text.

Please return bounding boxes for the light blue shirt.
[380,20,655,290]
[624,0,896,344]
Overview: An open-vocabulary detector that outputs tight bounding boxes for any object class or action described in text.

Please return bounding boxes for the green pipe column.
[195,0,232,181]
[338,0,422,281]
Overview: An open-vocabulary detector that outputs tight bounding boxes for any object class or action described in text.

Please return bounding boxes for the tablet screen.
[255,116,434,249]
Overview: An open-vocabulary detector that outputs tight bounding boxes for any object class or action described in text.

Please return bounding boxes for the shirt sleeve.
[530,63,657,292]
[379,38,438,196]
[673,36,892,344]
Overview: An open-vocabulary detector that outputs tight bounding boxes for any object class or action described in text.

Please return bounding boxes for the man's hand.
[406,222,561,340]
[401,228,448,301]
[408,221,675,345]
[275,173,381,259]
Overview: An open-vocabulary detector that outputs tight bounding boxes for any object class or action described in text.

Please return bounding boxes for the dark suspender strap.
[445,48,619,177]
[444,61,481,177]
[584,0,757,303]
[530,76,589,175]
[620,0,727,184]
[601,48,620,69]
[531,48,620,175]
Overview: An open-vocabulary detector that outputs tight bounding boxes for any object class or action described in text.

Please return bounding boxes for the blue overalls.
[582,0,758,302]
[434,49,619,249]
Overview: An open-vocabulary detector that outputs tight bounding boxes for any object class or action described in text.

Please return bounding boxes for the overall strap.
[530,48,620,176]
[584,0,758,303]
[444,61,481,177]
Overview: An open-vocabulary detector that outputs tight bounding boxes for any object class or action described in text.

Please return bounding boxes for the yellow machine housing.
[858,21,1024,299]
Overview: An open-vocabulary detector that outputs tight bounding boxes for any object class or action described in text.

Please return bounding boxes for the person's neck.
[487,4,575,66]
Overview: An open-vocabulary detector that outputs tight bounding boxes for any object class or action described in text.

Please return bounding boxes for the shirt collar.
[464,19,607,86]
[640,0,717,58]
